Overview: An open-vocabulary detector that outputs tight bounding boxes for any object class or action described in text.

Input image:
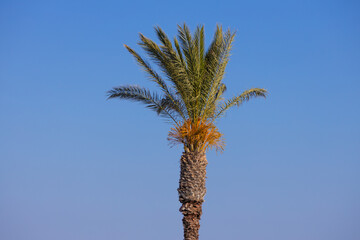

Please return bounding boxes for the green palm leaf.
[213,88,267,119]
[107,85,179,123]
[108,23,267,137]
[124,44,187,119]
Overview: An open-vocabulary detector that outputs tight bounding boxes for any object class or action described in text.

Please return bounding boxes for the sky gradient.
[1,0,359,239]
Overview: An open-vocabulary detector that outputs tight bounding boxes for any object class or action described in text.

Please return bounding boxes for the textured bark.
[178,151,207,240]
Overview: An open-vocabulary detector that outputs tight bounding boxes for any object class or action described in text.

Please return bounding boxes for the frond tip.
[168,118,225,152]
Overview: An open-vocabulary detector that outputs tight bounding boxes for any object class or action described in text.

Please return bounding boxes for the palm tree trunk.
[178,150,208,240]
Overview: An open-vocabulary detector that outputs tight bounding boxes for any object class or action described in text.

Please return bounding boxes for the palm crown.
[108,24,267,152]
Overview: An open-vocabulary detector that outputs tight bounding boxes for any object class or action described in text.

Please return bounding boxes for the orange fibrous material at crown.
[168,118,225,152]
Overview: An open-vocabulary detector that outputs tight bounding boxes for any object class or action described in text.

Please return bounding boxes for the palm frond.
[177,24,199,88]
[124,44,187,120]
[107,85,179,124]
[177,24,194,72]
[174,37,185,65]
[213,88,267,119]
[139,32,194,114]
[202,83,227,118]
[108,24,268,153]
[124,44,168,93]
[200,26,236,119]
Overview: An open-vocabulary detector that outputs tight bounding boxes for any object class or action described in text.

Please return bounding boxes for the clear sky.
[1,0,359,239]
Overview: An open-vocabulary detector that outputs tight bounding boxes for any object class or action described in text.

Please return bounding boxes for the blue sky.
[0,0,359,239]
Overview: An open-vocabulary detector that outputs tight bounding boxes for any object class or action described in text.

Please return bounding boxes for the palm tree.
[107,24,267,240]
